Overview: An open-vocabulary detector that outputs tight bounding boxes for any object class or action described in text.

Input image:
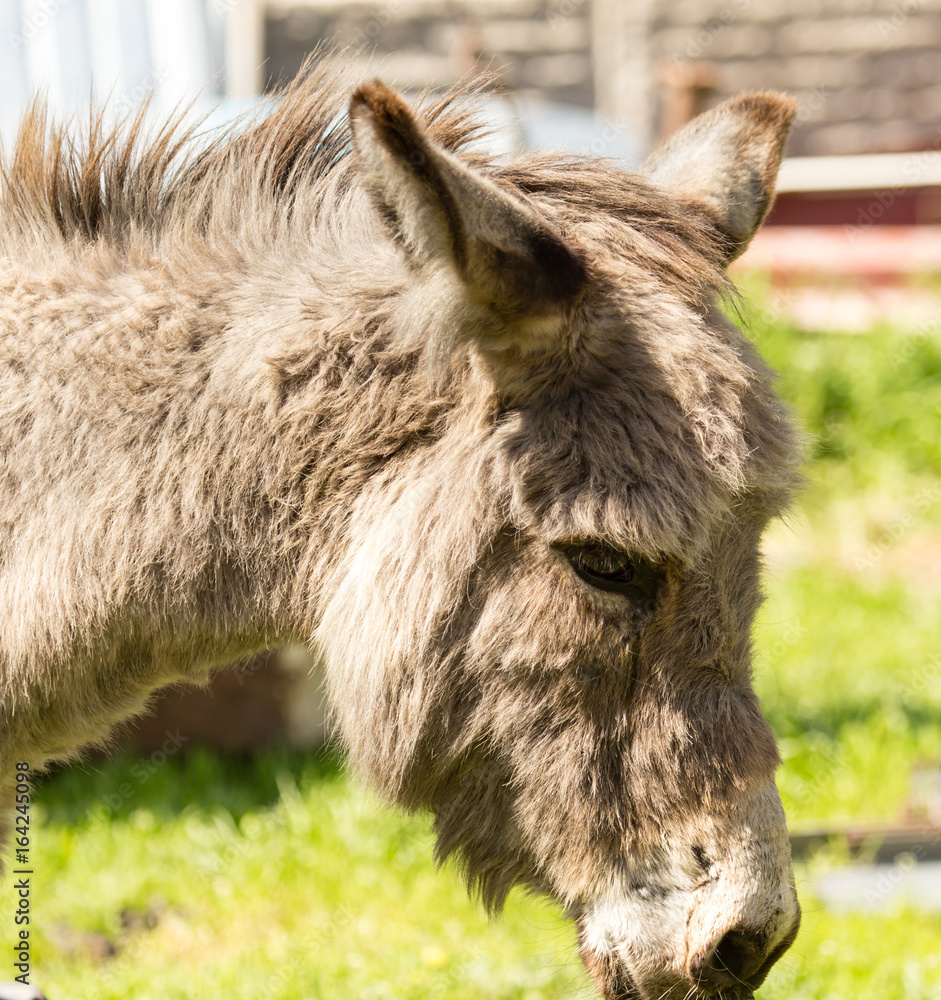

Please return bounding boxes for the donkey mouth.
[578,934,643,1000]
[578,929,762,1000]
[580,954,758,1000]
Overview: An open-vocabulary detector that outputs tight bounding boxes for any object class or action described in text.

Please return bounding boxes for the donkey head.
[321,82,800,999]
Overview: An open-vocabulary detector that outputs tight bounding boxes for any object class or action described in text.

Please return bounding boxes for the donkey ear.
[641,93,795,262]
[349,80,587,319]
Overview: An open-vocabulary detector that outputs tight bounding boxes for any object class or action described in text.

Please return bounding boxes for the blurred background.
[0,1,940,997]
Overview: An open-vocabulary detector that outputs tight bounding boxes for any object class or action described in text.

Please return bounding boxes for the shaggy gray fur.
[0,63,801,999]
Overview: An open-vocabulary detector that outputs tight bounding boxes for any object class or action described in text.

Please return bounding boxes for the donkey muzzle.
[577,889,800,1000]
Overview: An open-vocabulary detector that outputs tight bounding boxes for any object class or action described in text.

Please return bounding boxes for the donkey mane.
[0,62,484,251]
[0,61,730,311]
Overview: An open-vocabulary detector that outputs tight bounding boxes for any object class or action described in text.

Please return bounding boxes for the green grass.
[748,313,941,828]
[8,753,941,999]
[756,569,941,824]
[9,752,584,999]
[4,311,941,996]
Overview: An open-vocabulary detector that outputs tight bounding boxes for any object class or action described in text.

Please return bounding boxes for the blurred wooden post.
[592,0,656,151]
[224,0,265,97]
[656,59,717,144]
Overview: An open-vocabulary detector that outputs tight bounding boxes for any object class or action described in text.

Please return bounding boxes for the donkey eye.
[571,544,634,584]
[557,542,652,596]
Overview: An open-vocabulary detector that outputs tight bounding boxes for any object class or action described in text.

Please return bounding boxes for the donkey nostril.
[708,929,763,983]
[690,905,801,994]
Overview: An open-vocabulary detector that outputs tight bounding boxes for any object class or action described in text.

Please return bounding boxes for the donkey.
[0,65,802,998]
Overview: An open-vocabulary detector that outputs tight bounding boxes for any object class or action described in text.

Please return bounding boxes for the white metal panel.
[145,0,213,108]
[0,0,255,142]
[22,0,65,113]
[116,0,159,100]
[85,0,130,101]
[0,2,29,138]
[52,0,93,107]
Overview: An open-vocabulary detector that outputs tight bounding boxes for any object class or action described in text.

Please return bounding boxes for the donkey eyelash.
[554,541,662,607]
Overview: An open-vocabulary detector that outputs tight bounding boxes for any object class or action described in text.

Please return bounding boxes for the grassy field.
[4,310,941,998]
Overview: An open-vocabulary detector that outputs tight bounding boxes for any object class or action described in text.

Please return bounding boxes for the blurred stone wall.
[594,0,941,156]
[264,0,594,106]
